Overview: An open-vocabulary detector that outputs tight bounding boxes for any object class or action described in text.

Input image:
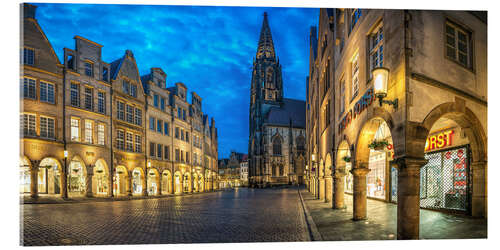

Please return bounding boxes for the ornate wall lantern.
[372,67,397,109]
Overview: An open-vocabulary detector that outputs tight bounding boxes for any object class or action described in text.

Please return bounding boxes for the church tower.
[249,12,284,186]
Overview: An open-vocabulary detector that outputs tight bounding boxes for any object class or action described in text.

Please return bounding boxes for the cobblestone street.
[21,187,309,246]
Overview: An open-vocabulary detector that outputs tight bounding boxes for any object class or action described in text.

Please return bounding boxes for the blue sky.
[33,3,318,158]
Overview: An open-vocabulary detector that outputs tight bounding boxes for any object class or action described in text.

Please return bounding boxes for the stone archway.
[174,171,182,194]
[193,173,199,192]
[183,172,191,193]
[353,111,398,221]
[324,154,333,203]
[161,170,172,195]
[199,175,205,192]
[147,168,160,196]
[114,166,128,196]
[131,168,145,196]
[68,155,87,197]
[318,158,325,201]
[93,159,109,197]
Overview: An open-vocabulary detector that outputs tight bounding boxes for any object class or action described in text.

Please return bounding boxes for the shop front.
[113,166,128,196]
[391,121,472,213]
[93,159,109,196]
[174,171,182,194]
[161,170,172,195]
[131,168,144,196]
[20,157,31,194]
[68,157,86,197]
[183,172,191,193]
[147,168,159,196]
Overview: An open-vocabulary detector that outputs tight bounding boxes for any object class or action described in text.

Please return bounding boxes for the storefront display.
[20,166,31,193]
[132,169,142,194]
[367,150,386,199]
[183,174,190,192]
[113,167,127,195]
[69,160,85,194]
[147,170,158,195]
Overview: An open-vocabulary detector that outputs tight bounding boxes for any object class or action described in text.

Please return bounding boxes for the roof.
[265,98,306,128]
[140,74,151,94]
[109,57,123,80]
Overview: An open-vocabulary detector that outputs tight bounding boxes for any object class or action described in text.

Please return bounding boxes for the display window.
[132,169,142,194]
[113,166,127,195]
[420,146,469,211]
[174,173,181,193]
[38,168,47,194]
[20,167,31,193]
[161,172,171,194]
[183,174,190,192]
[147,169,158,195]
[367,150,386,199]
[94,162,108,195]
[69,160,86,194]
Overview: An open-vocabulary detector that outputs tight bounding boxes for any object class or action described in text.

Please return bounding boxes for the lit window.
[71,118,80,141]
[445,22,472,68]
[98,92,105,114]
[116,130,124,150]
[126,104,133,123]
[22,78,36,99]
[70,83,80,107]
[84,87,93,110]
[135,134,141,153]
[126,132,133,151]
[84,62,93,77]
[369,25,384,76]
[23,48,34,65]
[40,81,55,104]
[97,124,105,145]
[21,114,36,137]
[351,53,359,99]
[134,108,142,126]
[117,101,125,120]
[85,120,93,144]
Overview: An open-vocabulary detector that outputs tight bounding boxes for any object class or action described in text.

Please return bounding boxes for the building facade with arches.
[20,3,218,200]
[306,8,486,240]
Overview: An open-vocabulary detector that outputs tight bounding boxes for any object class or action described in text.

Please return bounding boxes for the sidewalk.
[299,188,487,241]
[21,189,224,205]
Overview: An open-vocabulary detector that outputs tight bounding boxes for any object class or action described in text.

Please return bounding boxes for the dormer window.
[84,61,93,77]
[131,84,137,98]
[102,66,109,82]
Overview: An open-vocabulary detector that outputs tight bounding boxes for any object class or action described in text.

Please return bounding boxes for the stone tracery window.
[273,136,282,155]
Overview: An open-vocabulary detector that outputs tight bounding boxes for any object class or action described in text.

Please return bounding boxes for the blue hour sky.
[32,3,318,158]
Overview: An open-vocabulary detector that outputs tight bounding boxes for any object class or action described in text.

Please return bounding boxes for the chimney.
[23,3,37,19]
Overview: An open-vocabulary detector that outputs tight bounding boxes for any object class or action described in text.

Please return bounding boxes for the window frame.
[84,86,93,110]
[70,82,80,107]
[39,116,55,139]
[116,129,125,150]
[97,91,106,114]
[84,61,94,77]
[21,113,37,137]
[23,47,35,66]
[70,117,80,142]
[351,53,360,100]
[135,134,142,153]
[39,81,55,104]
[444,20,474,70]
[85,119,94,144]
[97,123,105,145]
[22,77,37,100]
[368,23,384,79]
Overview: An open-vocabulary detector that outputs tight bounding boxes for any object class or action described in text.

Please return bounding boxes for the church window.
[273,136,282,155]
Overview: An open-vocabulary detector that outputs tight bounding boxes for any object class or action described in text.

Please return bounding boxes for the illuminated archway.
[183,172,191,193]
[113,165,128,196]
[147,168,160,196]
[193,173,199,192]
[199,175,205,192]
[161,170,172,195]
[336,140,352,194]
[93,159,109,196]
[174,171,182,194]
[38,157,62,196]
[20,156,31,194]
[131,167,144,196]
[68,155,87,197]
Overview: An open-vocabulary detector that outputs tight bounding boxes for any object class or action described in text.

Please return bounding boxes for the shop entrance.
[161,170,172,194]
[183,172,191,193]
[147,168,159,196]
[193,173,199,192]
[174,171,182,194]
[68,156,86,197]
[113,166,128,196]
[132,168,144,195]
[366,121,393,200]
[20,156,31,194]
[94,159,108,196]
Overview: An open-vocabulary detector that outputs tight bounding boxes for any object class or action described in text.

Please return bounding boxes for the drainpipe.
[110,85,114,197]
[62,66,68,199]
[144,95,148,197]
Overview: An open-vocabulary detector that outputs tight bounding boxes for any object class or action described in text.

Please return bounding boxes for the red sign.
[425,130,454,151]
[338,88,375,133]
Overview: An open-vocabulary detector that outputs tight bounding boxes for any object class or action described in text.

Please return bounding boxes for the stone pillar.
[351,164,370,220]
[333,168,347,209]
[86,165,93,198]
[142,173,147,196]
[396,157,427,240]
[471,161,486,217]
[61,160,68,199]
[30,163,39,198]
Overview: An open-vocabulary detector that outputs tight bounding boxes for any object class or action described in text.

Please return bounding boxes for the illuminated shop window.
[132,169,142,195]
[71,118,80,141]
[69,160,85,194]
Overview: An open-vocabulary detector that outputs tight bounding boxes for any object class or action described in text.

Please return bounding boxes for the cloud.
[34,3,318,158]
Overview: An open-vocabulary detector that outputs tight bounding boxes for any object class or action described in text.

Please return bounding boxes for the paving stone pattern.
[21,187,309,246]
[301,188,487,241]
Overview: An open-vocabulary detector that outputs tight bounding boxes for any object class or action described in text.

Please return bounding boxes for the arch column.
[142,170,147,196]
[127,171,133,196]
[333,167,347,209]
[471,161,487,217]
[86,165,94,198]
[395,157,427,240]
[30,161,39,198]
[352,163,370,220]
[61,161,68,199]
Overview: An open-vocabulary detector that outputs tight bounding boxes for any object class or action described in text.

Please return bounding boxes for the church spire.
[256,12,276,60]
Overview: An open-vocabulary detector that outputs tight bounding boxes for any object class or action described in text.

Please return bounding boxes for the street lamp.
[372,67,397,109]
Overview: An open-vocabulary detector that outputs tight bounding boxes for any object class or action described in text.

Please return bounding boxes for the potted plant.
[368,139,389,151]
[342,156,351,162]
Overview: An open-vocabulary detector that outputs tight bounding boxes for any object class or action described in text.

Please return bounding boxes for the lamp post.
[372,67,398,109]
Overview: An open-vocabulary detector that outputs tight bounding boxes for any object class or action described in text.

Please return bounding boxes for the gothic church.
[248,13,306,187]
